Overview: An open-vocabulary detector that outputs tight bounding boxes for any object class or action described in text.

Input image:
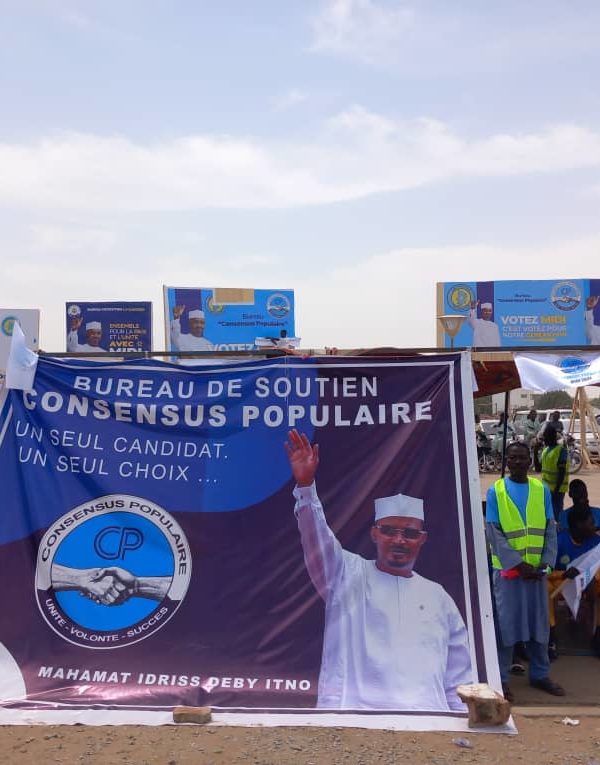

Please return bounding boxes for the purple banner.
[0,353,498,726]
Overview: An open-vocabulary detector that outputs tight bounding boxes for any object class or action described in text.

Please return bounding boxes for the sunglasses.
[375,525,426,541]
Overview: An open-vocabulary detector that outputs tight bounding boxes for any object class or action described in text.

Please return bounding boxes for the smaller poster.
[65,302,152,353]
[0,309,39,374]
[163,286,295,352]
[436,279,600,348]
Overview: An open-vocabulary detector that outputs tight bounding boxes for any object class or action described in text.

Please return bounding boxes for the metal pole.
[36,343,600,357]
[501,389,511,477]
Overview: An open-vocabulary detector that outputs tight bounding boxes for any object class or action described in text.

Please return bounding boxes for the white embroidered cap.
[189,309,205,320]
[481,302,493,310]
[85,321,102,331]
[374,493,424,522]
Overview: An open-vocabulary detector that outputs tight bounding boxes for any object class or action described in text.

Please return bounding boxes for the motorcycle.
[564,434,582,475]
[478,449,503,473]
[476,428,582,475]
[477,431,503,473]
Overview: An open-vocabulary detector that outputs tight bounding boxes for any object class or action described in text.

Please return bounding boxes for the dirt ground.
[478,465,600,502]
[2,714,600,765]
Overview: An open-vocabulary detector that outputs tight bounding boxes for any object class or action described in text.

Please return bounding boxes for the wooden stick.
[550,578,569,600]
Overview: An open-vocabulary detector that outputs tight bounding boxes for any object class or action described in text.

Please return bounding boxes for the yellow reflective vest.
[541,445,569,493]
[491,477,547,570]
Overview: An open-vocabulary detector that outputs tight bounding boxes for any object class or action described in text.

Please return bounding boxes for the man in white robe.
[285,430,473,712]
[67,320,107,352]
[467,300,501,347]
[585,296,600,345]
[170,306,214,351]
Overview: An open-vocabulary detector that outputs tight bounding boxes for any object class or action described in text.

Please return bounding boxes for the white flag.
[5,321,38,391]
[560,544,600,619]
[514,352,600,392]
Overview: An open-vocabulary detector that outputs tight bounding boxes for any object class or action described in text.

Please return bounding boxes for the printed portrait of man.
[67,316,107,353]
[170,305,214,351]
[467,300,501,347]
[285,430,473,712]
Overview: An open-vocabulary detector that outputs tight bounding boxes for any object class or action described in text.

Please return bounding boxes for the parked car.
[569,421,600,458]
[512,408,600,460]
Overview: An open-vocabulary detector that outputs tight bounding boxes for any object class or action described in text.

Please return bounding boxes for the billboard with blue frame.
[436,279,600,348]
[65,302,152,353]
[163,286,295,352]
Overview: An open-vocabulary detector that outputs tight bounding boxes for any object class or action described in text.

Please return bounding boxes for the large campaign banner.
[163,286,295,352]
[437,279,600,348]
[65,302,152,353]
[0,353,500,730]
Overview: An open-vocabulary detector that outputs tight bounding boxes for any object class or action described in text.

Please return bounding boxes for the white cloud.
[294,237,600,349]
[311,0,415,65]
[228,254,279,269]
[30,224,116,259]
[1,247,228,352]
[273,89,309,111]
[309,0,600,73]
[60,10,92,29]
[1,113,600,211]
[5,229,600,351]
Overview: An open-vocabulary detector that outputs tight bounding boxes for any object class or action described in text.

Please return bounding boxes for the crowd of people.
[475,408,565,462]
[481,415,600,703]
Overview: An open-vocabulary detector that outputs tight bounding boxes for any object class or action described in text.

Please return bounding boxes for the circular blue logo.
[1,316,17,336]
[550,281,581,312]
[557,356,590,372]
[206,296,224,314]
[266,293,291,318]
[35,495,191,649]
[446,284,474,313]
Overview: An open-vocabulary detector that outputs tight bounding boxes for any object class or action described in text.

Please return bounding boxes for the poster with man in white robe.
[286,430,472,712]
[163,285,295,353]
[0,351,499,729]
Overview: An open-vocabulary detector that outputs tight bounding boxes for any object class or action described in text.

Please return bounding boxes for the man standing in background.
[522,409,540,447]
[486,441,564,702]
[541,427,569,520]
[540,411,564,442]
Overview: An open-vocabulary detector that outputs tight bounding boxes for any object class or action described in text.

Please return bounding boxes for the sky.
[2,0,600,352]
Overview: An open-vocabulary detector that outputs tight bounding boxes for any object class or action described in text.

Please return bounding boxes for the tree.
[533,390,573,410]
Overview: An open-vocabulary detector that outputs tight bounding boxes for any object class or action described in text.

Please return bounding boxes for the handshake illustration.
[51,565,170,606]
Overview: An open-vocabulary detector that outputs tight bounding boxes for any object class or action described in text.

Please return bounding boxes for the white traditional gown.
[467,311,501,347]
[294,483,473,711]
[170,319,214,351]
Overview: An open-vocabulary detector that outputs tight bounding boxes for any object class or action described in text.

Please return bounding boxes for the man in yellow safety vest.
[541,426,569,521]
[486,440,564,703]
